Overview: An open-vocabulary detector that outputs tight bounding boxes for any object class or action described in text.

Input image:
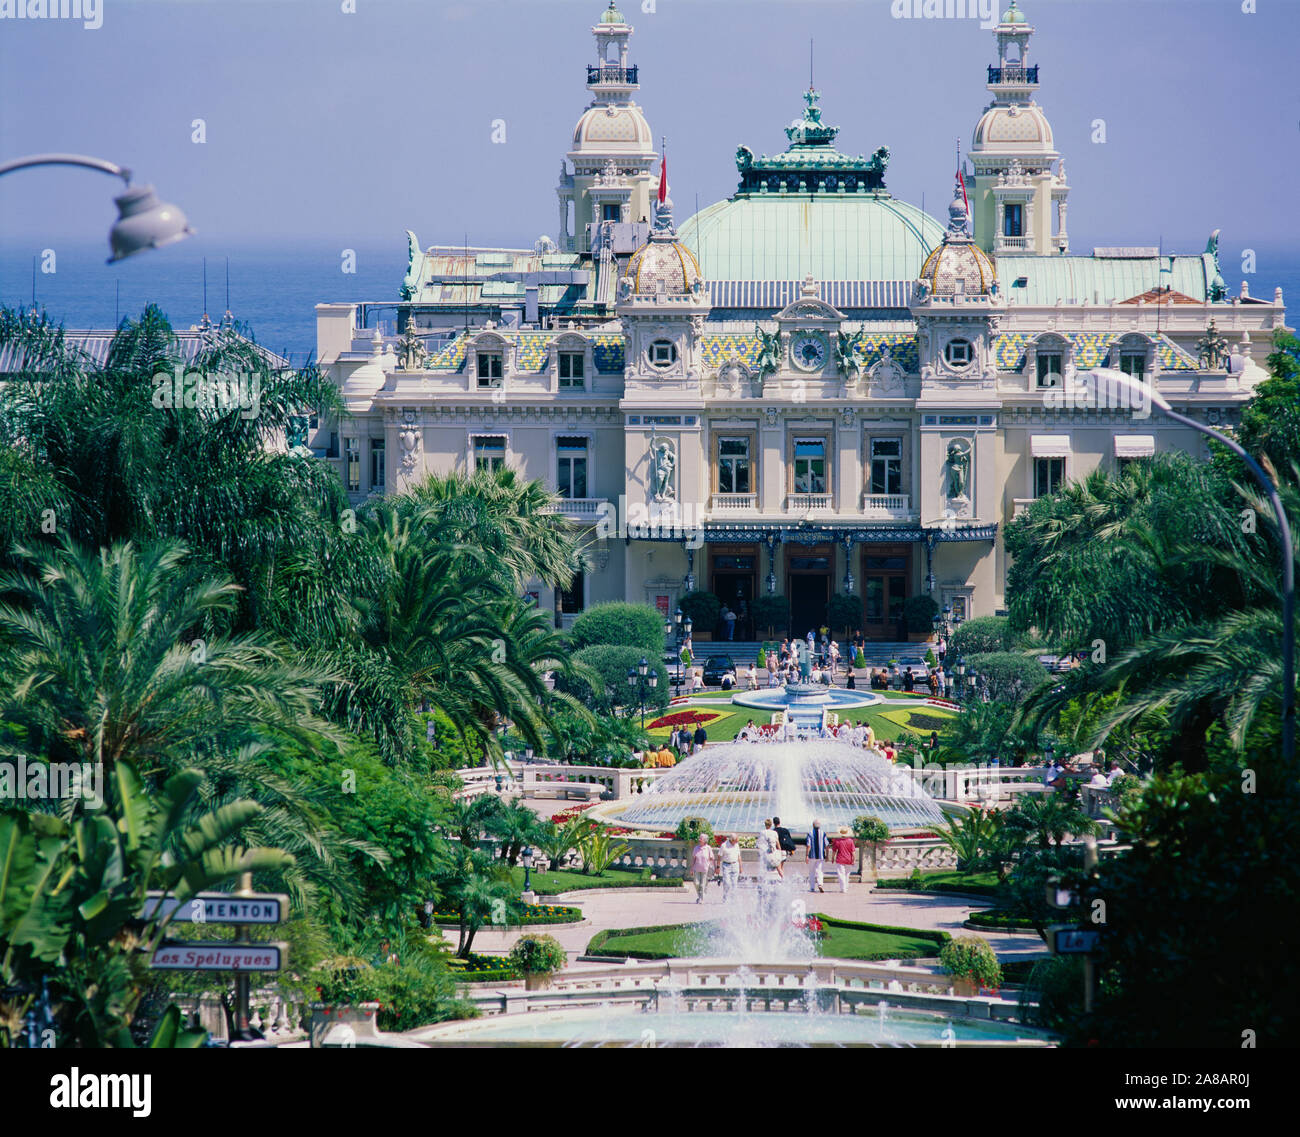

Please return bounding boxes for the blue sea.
[1,240,1296,366]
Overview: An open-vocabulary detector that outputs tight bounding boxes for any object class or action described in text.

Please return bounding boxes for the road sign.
[150,942,286,972]
[141,891,289,925]
[1049,925,1104,955]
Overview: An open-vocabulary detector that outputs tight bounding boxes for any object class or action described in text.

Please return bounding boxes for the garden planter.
[952,977,979,998]
[524,972,554,991]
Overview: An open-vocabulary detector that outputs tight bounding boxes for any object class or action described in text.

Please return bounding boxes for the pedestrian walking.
[830,826,856,893]
[690,834,715,903]
[718,833,741,899]
[757,819,783,881]
[806,818,829,893]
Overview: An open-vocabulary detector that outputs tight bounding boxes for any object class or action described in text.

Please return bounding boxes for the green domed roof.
[600,2,626,23]
[1001,2,1027,23]
[679,194,944,283]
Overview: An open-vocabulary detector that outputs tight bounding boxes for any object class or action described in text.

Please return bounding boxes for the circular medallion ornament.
[791,331,828,372]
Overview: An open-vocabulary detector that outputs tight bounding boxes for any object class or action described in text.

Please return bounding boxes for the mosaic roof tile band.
[592,334,625,372]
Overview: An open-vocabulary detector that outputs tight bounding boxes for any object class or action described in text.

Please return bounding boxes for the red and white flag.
[956,167,969,215]
[658,146,668,205]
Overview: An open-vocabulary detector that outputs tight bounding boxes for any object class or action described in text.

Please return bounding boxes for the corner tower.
[557,2,659,255]
[967,2,1069,257]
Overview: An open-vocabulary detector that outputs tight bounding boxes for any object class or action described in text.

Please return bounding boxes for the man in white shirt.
[1106,762,1123,786]
[718,834,742,899]
[746,663,757,690]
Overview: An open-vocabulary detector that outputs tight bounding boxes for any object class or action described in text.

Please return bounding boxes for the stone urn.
[524,972,553,991]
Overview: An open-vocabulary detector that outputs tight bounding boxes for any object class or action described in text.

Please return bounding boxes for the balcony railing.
[988,64,1038,85]
[587,64,638,85]
[786,493,831,513]
[710,493,757,513]
[863,493,911,517]
[996,235,1031,251]
[1012,498,1037,518]
[544,497,606,520]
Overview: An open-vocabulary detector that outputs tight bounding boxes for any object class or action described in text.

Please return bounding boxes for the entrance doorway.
[787,546,832,638]
[710,546,757,640]
[861,546,911,640]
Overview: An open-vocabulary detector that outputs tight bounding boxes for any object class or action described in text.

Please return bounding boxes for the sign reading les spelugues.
[150,942,286,972]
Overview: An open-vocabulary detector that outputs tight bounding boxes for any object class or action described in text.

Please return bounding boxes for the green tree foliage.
[559,646,670,716]
[0,762,293,1047]
[677,590,722,633]
[568,601,669,655]
[965,652,1050,706]
[751,595,790,637]
[950,615,1015,657]
[828,593,861,636]
[1079,765,1300,1047]
[902,594,938,634]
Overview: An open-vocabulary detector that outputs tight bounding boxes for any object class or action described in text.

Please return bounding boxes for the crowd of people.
[689,816,860,902]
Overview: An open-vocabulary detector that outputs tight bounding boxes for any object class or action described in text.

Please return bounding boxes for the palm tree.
[437,849,518,958]
[0,538,340,776]
[1003,795,1097,850]
[486,798,548,867]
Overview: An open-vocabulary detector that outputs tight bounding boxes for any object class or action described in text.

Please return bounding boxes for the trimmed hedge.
[433,904,582,927]
[875,877,1004,898]
[586,922,699,960]
[813,914,951,949]
[965,909,1038,931]
[568,602,667,655]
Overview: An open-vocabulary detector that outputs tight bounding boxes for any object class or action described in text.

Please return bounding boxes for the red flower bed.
[647,710,717,729]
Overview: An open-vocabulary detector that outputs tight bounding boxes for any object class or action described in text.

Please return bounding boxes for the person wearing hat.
[829,826,857,893]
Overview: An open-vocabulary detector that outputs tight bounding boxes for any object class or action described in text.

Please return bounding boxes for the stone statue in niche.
[651,438,677,502]
[755,326,782,379]
[946,438,972,503]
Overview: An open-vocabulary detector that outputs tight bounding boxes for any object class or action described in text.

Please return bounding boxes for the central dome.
[680,194,944,283]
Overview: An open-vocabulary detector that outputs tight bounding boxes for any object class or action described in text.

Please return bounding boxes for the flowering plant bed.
[447,953,519,983]
[647,709,719,729]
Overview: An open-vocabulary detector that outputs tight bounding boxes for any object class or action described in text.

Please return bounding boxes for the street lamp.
[1088,367,1295,765]
[627,658,657,729]
[955,658,966,703]
[0,153,194,262]
[521,846,535,903]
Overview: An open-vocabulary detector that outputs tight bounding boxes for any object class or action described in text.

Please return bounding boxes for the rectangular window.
[558,571,585,615]
[718,437,751,494]
[1036,353,1062,388]
[1034,457,1065,498]
[869,438,902,496]
[558,351,585,388]
[650,341,675,367]
[344,438,360,492]
[327,431,339,459]
[557,436,588,498]
[1004,203,1023,237]
[476,352,503,388]
[370,438,385,490]
[473,436,507,473]
[1119,352,1146,380]
[793,439,827,494]
[601,204,621,222]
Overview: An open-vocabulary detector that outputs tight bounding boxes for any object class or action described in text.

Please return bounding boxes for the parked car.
[702,655,737,689]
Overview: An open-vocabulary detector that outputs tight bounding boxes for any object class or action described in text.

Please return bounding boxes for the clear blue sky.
[1,0,1297,271]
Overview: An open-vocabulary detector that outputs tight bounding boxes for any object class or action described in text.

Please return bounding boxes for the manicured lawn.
[588,917,947,962]
[507,865,684,894]
[657,700,959,743]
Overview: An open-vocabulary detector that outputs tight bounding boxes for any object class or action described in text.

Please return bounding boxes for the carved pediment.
[776,297,844,326]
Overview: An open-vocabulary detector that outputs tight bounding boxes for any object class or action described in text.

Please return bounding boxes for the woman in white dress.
[757,819,784,881]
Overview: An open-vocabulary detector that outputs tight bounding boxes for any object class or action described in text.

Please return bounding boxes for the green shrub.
[925,648,937,667]
[827,593,860,635]
[901,594,938,634]
[854,648,867,669]
[751,595,790,637]
[966,909,1037,930]
[313,958,465,1031]
[950,615,1015,657]
[678,590,722,633]
[674,815,714,843]
[939,935,1002,989]
[569,602,667,655]
[965,652,1050,705]
[507,933,568,976]
[558,645,670,715]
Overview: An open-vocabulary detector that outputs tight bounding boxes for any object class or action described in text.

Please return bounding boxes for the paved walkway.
[460,880,1046,965]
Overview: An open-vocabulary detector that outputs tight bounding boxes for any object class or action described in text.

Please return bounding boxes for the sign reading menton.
[141,891,288,925]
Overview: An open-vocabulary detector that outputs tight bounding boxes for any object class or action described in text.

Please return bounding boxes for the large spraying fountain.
[597,739,947,835]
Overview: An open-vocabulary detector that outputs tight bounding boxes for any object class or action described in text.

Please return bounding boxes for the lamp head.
[108,184,194,263]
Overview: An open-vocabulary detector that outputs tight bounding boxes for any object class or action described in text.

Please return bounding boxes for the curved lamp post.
[0,153,194,263]
[1086,368,1295,765]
